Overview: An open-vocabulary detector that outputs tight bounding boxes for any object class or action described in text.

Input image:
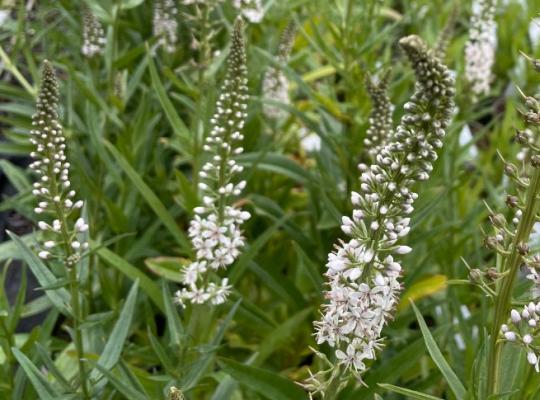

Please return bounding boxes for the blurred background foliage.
[1,0,540,398]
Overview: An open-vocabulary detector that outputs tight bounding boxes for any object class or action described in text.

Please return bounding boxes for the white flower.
[502,301,540,373]
[38,251,50,259]
[81,6,106,57]
[528,352,539,372]
[300,129,321,153]
[232,0,264,23]
[31,62,89,267]
[177,19,249,307]
[464,0,497,98]
[311,35,455,383]
[153,0,178,53]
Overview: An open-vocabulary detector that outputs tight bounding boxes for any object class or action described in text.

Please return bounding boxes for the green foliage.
[1,0,540,399]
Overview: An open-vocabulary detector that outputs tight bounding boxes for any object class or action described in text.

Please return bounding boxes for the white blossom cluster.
[153,0,178,53]
[262,22,296,120]
[29,61,89,267]
[175,18,250,307]
[81,6,106,58]
[232,0,264,24]
[364,71,394,161]
[312,35,455,381]
[464,0,497,98]
[501,302,540,372]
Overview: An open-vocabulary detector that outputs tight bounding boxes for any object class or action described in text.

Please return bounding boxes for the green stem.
[323,367,345,400]
[68,266,90,399]
[0,319,15,391]
[0,45,37,97]
[487,168,540,396]
[46,164,90,399]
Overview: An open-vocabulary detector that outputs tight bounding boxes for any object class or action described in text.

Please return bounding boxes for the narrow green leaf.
[146,46,191,147]
[378,383,444,400]
[8,264,26,332]
[89,280,139,383]
[91,362,148,400]
[147,330,176,374]
[12,348,58,400]
[0,159,30,192]
[34,343,72,392]
[254,307,312,365]
[6,231,71,317]
[411,301,467,399]
[161,280,184,348]
[218,358,308,400]
[103,141,190,253]
[181,300,241,390]
[237,153,311,184]
[229,216,289,284]
[0,232,37,261]
[95,245,164,312]
[145,257,186,283]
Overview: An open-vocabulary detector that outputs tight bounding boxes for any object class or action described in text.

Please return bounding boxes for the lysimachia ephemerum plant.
[81,5,106,58]
[175,17,250,307]
[29,60,91,398]
[481,54,540,394]
[364,70,393,162]
[305,35,456,397]
[153,0,179,53]
[464,0,497,99]
[262,21,297,120]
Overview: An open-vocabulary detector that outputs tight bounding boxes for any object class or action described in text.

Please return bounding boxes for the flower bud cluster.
[262,22,296,120]
[310,35,455,389]
[232,0,264,24]
[175,18,250,307]
[153,0,178,53]
[81,6,106,58]
[483,65,540,300]
[364,71,394,161]
[434,8,458,59]
[464,0,497,98]
[501,302,540,372]
[30,61,89,267]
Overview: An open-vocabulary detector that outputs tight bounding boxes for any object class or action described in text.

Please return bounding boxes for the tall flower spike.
[364,70,394,161]
[153,0,178,53]
[306,36,455,395]
[435,5,459,59]
[495,58,540,375]
[175,17,250,307]
[262,21,297,120]
[29,61,89,266]
[232,0,264,24]
[81,5,106,58]
[464,0,497,98]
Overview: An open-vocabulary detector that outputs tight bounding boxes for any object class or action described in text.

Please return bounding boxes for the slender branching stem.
[487,168,540,395]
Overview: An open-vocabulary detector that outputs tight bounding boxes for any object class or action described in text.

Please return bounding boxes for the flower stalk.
[30,61,90,398]
[485,56,540,395]
[305,35,455,396]
[175,17,250,306]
